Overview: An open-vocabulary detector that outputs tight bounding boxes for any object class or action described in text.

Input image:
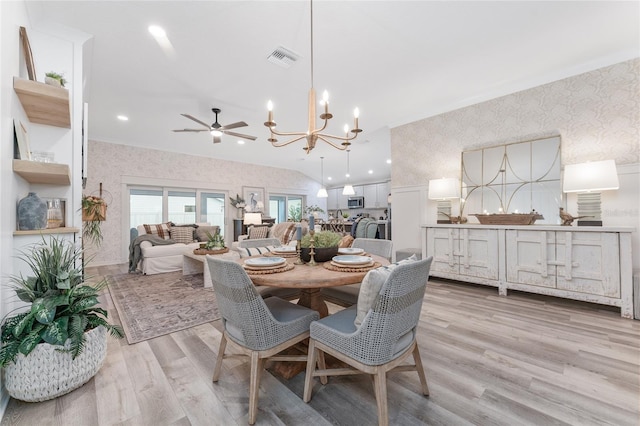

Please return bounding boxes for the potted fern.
[300,230,341,262]
[0,237,123,402]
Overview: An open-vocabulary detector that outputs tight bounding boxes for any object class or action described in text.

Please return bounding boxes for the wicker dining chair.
[205,256,321,425]
[321,238,394,307]
[304,257,433,426]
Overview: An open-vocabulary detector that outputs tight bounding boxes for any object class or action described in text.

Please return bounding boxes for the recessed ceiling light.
[368,170,373,174]
[386,159,392,164]
[345,173,350,178]
[327,177,332,181]
[237,140,245,145]
[117,115,129,121]
[148,25,166,38]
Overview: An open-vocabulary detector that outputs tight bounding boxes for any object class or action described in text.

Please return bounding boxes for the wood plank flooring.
[2,264,639,425]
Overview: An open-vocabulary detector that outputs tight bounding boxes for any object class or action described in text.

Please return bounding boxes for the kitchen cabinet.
[363,184,376,207]
[327,188,340,210]
[423,224,634,318]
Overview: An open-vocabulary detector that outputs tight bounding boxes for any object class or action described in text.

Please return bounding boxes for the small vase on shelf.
[17,192,47,230]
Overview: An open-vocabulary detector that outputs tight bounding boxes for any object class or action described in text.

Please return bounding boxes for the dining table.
[236,253,389,318]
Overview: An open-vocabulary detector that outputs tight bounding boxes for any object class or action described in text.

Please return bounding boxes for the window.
[130,189,163,229]
[168,190,196,224]
[269,194,303,223]
[200,192,225,230]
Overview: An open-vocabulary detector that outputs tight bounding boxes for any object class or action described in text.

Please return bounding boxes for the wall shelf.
[13,77,71,128]
[13,159,71,185]
[13,227,79,236]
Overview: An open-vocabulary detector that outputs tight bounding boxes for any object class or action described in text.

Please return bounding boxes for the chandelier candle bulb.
[267,100,273,123]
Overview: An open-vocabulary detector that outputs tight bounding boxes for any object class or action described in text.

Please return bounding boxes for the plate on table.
[244,257,286,268]
[273,246,296,254]
[338,247,365,255]
[332,255,373,266]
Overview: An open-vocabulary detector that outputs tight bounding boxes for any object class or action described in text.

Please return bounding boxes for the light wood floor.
[2,263,639,425]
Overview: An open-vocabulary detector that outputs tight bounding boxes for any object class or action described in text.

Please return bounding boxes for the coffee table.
[183,249,240,288]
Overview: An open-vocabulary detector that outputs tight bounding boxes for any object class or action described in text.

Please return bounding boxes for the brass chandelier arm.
[270,134,308,147]
[317,135,350,150]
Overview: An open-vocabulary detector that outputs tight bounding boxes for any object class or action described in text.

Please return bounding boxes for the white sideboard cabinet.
[423,225,634,318]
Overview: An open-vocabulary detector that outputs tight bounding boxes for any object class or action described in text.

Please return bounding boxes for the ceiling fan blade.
[219,121,248,130]
[224,130,257,141]
[213,135,222,144]
[181,114,211,129]
[172,128,208,132]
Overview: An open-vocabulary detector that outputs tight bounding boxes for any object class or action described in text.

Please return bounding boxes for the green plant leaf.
[70,296,99,313]
[12,312,35,338]
[17,325,45,356]
[41,317,69,345]
[32,298,56,324]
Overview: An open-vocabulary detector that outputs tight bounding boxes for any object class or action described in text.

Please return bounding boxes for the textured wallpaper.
[85,141,322,265]
[391,59,640,187]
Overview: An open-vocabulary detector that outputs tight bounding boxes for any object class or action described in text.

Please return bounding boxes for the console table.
[422,224,634,318]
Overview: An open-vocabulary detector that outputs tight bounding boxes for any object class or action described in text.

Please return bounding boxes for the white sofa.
[132,223,219,275]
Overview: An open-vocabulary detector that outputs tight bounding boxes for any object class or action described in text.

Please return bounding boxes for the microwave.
[348,197,364,209]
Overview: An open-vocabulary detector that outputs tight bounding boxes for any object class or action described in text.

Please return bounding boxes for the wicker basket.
[4,326,107,402]
[471,213,544,225]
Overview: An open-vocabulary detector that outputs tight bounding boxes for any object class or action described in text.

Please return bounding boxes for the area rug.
[107,271,220,344]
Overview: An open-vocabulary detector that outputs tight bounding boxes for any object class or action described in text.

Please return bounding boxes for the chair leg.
[248,351,263,425]
[317,348,327,385]
[303,339,318,402]
[373,369,389,426]
[212,333,227,382]
[412,344,429,396]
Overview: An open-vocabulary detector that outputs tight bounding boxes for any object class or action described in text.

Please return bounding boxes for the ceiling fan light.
[210,129,223,137]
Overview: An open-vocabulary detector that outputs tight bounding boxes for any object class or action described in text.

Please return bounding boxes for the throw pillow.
[195,225,220,242]
[143,222,171,240]
[170,226,195,244]
[237,246,277,258]
[354,254,418,326]
[248,225,270,239]
[339,235,354,248]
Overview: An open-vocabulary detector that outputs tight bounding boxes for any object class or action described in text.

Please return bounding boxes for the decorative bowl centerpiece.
[471,212,544,225]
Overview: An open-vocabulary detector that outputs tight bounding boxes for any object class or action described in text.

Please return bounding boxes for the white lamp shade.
[428,178,460,200]
[342,184,355,196]
[243,212,262,225]
[317,187,328,198]
[563,160,619,192]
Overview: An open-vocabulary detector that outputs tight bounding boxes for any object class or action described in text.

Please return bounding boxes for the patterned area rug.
[107,271,220,344]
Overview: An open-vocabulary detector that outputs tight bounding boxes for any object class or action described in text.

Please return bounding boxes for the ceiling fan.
[172,108,257,143]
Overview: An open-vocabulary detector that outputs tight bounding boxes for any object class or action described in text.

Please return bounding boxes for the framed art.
[19,27,36,81]
[14,119,31,160]
[242,186,265,213]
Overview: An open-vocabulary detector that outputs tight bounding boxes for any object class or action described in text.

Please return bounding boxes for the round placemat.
[244,262,295,275]
[322,261,381,273]
[193,247,229,255]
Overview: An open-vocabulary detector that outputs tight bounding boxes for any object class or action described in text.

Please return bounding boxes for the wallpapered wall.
[388,58,640,263]
[85,140,323,266]
[391,58,639,187]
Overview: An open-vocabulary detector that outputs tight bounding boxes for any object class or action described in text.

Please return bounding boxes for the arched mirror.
[461,135,562,224]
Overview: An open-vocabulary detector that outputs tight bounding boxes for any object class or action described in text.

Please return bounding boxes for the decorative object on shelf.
[229,193,246,218]
[44,71,66,88]
[17,192,47,230]
[440,212,468,224]
[46,198,64,229]
[317,157,328,198]
[342,149,355,195]
[82,183,110,246]
[428,177,460,224]
[562,159,619,227]
[300,230,341,263]
[0,237,123,401]
[264,0,361,154]
[13,119,31,160]
[471,211,544,225]
[558,208,590,226]
[19,27,36,81]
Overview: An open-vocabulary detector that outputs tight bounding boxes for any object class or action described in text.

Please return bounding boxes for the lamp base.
[577,220,602,227]
[437,219,452,224]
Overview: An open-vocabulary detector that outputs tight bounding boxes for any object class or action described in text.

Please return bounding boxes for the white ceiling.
[26,1,639,188]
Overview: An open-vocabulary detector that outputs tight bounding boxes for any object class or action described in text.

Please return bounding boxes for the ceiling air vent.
[267,46,300,68]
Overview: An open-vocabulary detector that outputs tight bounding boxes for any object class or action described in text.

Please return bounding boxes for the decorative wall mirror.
[461,135,561,224]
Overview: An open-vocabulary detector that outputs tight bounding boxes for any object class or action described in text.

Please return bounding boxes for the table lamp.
[563,159,619,226]
[428,178,460,224]
[243,212,262,226]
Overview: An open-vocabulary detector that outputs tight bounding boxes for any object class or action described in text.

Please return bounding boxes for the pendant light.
[342,149,355,195]
[317,156,328,198]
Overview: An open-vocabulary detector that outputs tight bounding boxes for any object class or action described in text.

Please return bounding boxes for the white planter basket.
[5,326,107,402]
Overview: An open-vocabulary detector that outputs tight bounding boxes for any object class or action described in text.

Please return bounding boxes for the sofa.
[130,222,223,275]
[231,221,308,251]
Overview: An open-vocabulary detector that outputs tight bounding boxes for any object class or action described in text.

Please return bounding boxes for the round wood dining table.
[236,254,389,318]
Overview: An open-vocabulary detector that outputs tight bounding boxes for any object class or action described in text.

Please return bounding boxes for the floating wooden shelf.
[13,77,71,128]
[13,227,79,236]
[13,159,71,185]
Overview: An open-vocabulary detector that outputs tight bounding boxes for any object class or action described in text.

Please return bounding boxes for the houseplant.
[204,230,226,250]
[44,71,66,87]
[81,195,107,246]
[0,236,123,401]
[300,231,341,262]
[304,205,325,219]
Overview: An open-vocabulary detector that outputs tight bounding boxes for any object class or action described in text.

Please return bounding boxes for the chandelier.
[264,0,362,154]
